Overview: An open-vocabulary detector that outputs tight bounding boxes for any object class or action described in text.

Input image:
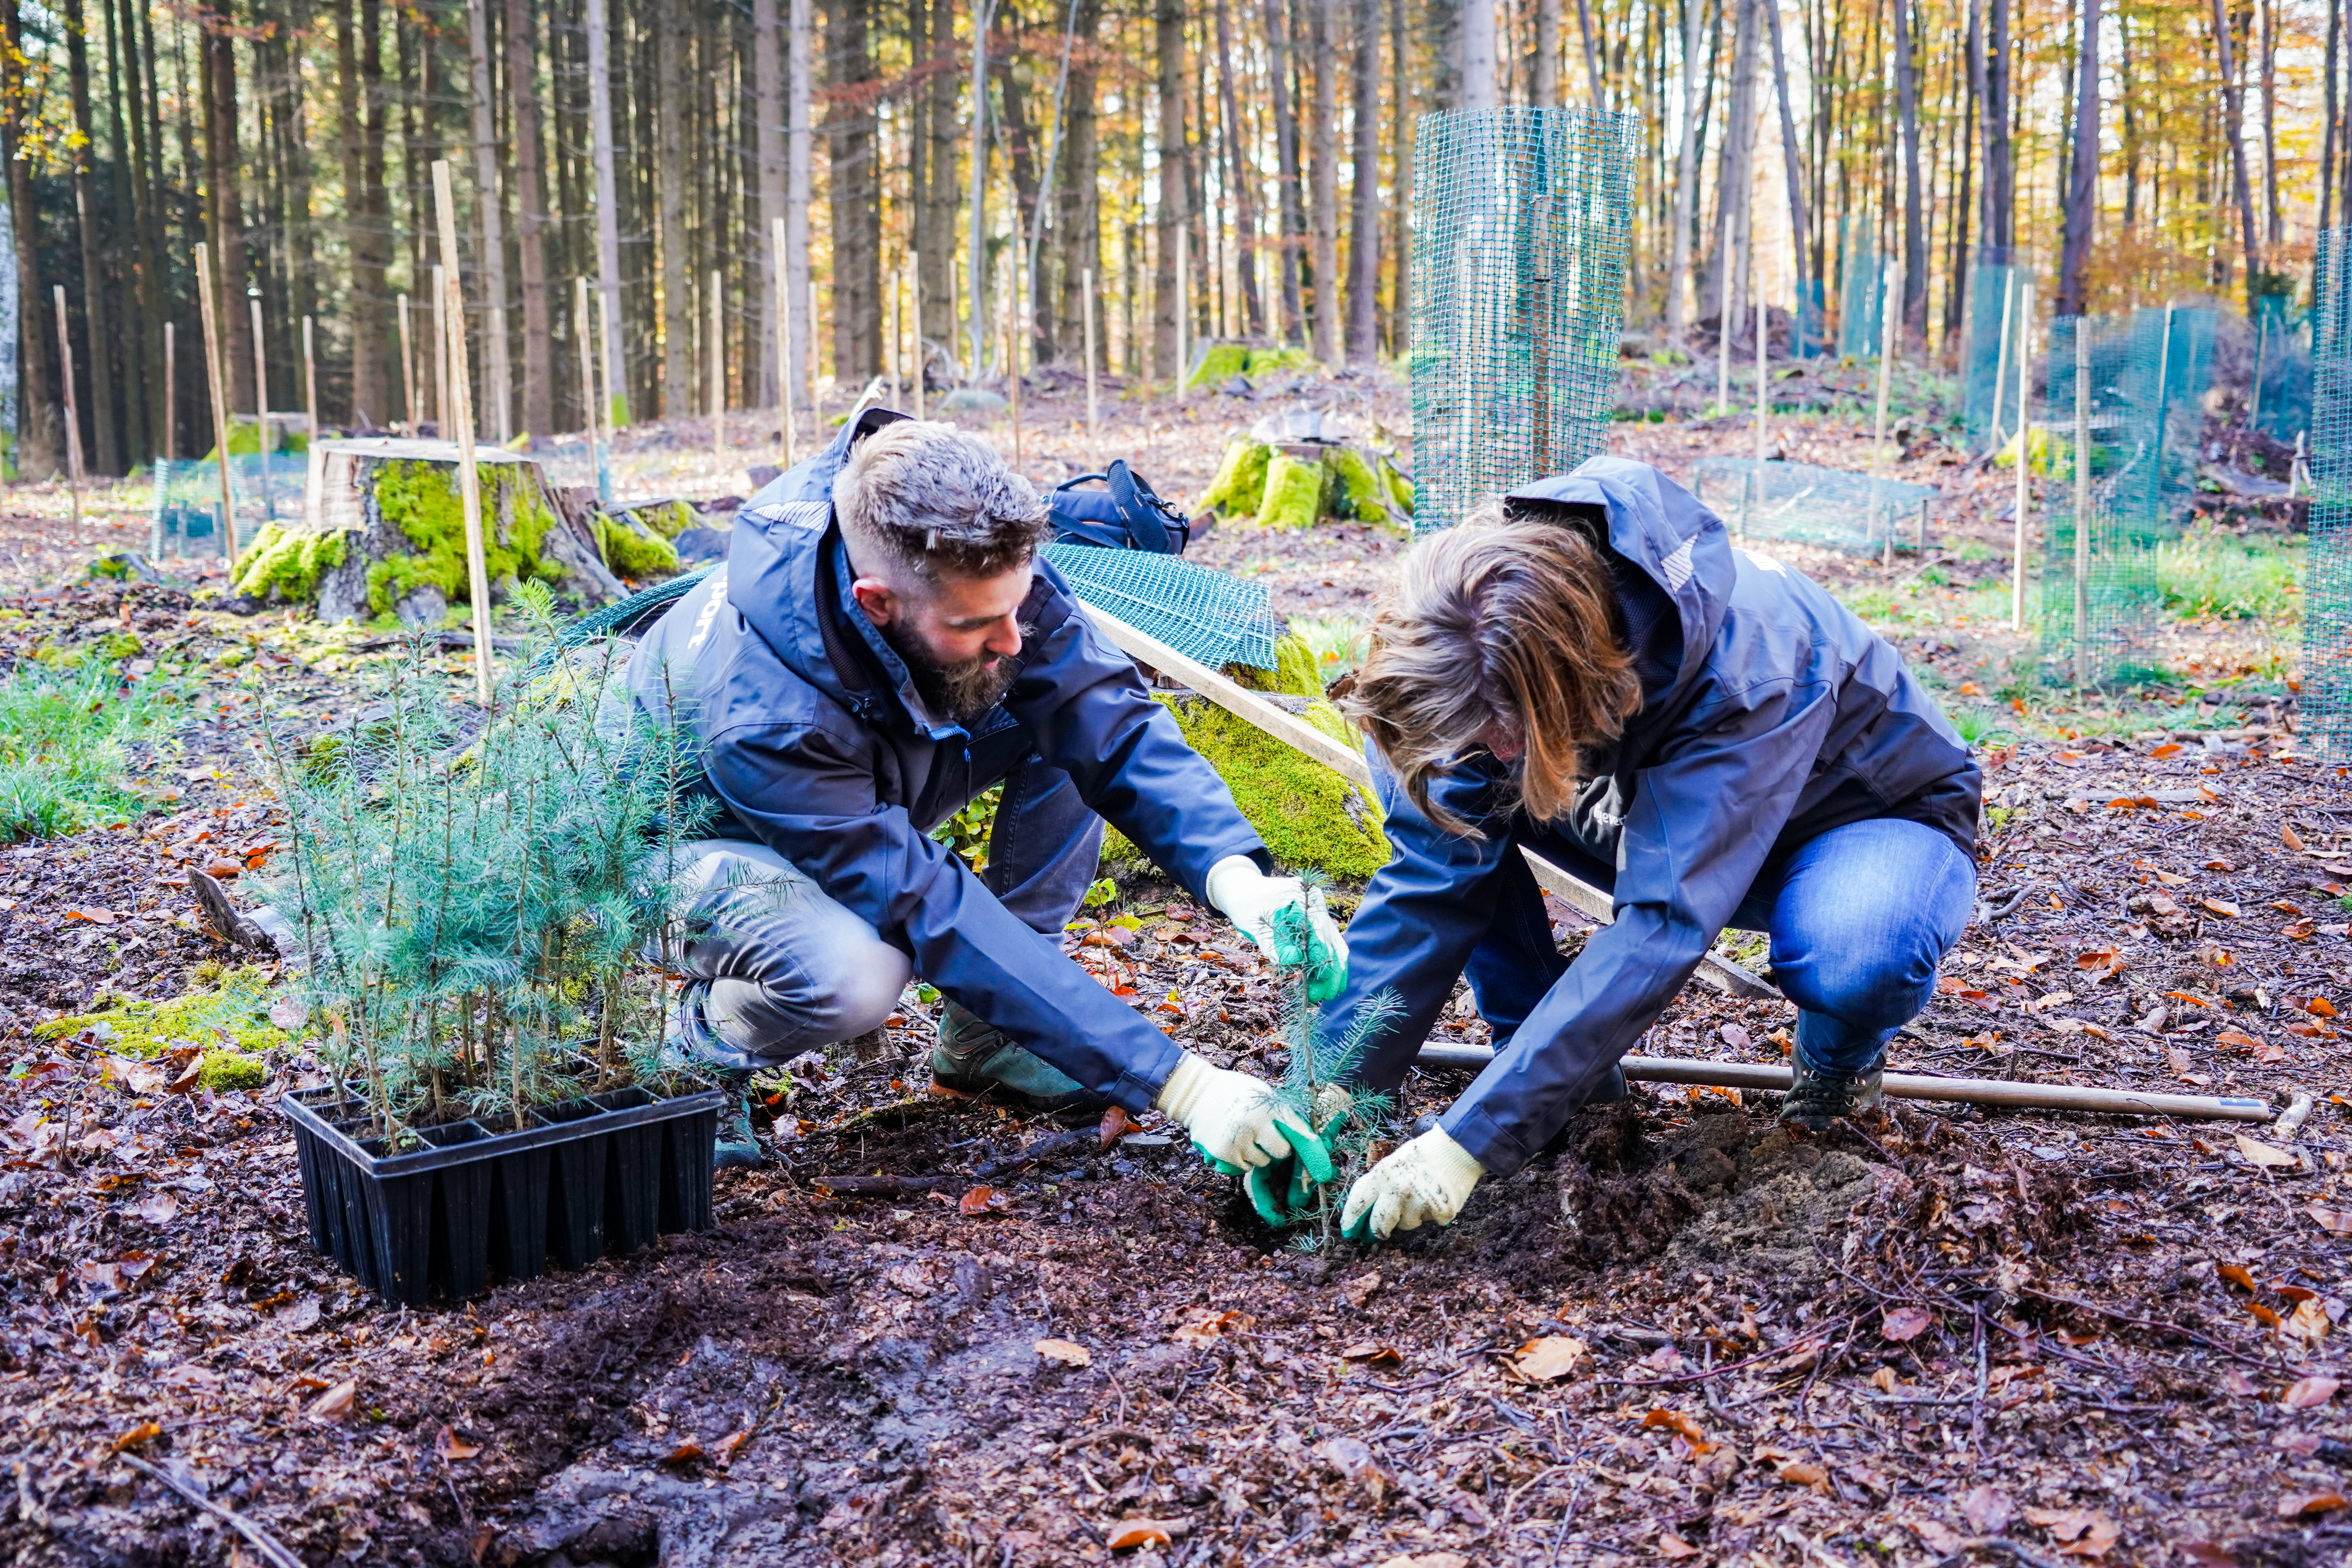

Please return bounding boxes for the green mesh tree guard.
[1407,105,1639,534]
[148,454,311,557]
[2305,232,2352,759]
[1837,227,1883,360]
[2036,313,2180,688]
[1960,265,2033,450]
[1039,543,1279,671]
[1686,458,1938,556]
[2252,292,2314,444]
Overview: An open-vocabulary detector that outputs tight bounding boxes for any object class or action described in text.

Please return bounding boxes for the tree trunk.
[1052,0,1105,368]
[62,0,120,473]
[2259,0,2278,246]
[1458,0,1497,107]
[1763,0,1809,352]
[465,0,510,441]
[1710,0,1759,332]
[338,0,391,427]
[1346,0,1379,363]
[2054,0,2099,315]
[1262,0,1305,342]
[506,0,552,438]
[1306,0,1338,364]
[1976,0,2011,258]
[1385,0,1409,355]
[100,0,149,466]
[754,0,783,403]
[1665,0,1703,347]
[114,0,164,460]
[918,0,956,378]
[2210,0,2260,303]
[828,0,880,386]
[1212,0,1263,339]
[789,0,816,399]
[655,15,690,416]
[2324,0,2339,237]
[201,7,253,417]
[1534,0,1559,105]
[584,0,626,424]
[1890,0,1926,344]
[2,0,56,477]
[1153,0,1188,377]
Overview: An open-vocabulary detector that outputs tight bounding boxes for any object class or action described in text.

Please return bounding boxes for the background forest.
[3,0,2343,479]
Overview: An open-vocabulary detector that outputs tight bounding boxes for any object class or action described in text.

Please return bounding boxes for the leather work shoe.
[929,999,1107,1116]
[1777,1056,1884,1132]
[662,990,767,1169]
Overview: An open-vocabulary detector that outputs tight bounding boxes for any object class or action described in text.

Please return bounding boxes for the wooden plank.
[1074,601,1777,1000]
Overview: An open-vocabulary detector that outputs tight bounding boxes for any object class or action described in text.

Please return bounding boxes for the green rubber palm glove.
[1244,1083,1353,1225]
[1204,856,1349,1004]
[1156,1054,1336,1214]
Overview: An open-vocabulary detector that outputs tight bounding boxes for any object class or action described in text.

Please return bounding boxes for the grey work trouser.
[669,752,1105,1069]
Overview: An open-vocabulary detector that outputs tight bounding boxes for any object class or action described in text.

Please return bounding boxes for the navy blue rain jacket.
[1324,455,1981,1177]
[631,412,1270,1112]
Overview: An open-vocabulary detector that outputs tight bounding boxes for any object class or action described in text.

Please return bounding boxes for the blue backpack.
[1047,461,1199,555]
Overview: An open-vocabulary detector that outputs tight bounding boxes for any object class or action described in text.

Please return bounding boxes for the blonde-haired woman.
[1329,455,1980,1242]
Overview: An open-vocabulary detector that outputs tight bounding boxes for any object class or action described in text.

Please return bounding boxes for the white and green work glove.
[1156,1053,1336,1217]
[1205,855,1350,1003]
[1340,1127,1486,1242]
[1245,1083,1353,1227]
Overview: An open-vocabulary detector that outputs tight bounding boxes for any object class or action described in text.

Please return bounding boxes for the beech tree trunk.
[338,0,391,427]
[1665,0,1703,347]
[1153,0,1188,377]
[1346,0,1379,363]
[1213,0,1263,339]
[1306,0,1338,364]
[63,0,121,473]
[506,0,553,438]
[1263,0,1305,342]
[2056,0,2099,315]
[466,0,510,441]
[754,0,783,403]
[2,0,57,477]
[828,0,880,385]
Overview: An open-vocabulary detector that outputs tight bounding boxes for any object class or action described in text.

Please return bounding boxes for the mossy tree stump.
[233,438,622,623]
[1199,437,1416,531]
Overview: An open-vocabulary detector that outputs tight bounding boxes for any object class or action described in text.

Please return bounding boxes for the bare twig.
[120,1454,306,1568]
[2019,1287,2303,1372]
[813,1125,1098,1196]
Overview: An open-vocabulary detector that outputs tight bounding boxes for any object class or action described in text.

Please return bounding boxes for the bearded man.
[627,412,1346,1171]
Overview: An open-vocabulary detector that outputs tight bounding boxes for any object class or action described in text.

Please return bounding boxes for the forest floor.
[0,361,2348,1568]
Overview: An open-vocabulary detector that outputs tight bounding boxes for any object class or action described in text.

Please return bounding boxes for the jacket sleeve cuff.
[1437,1102,1534,1181]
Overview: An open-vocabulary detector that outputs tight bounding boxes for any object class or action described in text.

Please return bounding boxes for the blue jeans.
[1468,817,1976,1077]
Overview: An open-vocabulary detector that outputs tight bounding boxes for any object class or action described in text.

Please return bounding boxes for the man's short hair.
[834,421,1051,586]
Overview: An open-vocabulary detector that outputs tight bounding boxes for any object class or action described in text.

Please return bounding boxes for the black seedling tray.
[280,1074,723,1307]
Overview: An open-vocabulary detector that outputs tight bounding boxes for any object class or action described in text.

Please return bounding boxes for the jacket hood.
[1506,454,1737,717]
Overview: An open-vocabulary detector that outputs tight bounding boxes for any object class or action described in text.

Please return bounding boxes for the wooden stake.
[193,242,239,571]
[2072,324,2092,693]
[908,248,925,421]
[1753,241,1767,463]
[397,293,417,433]
[1986,269,2016,456]
[248,293,276,521]
[302,314,319,445]
[51,286,83,527]
[1006,265,1023,467]
[574,276,607,505]
[809,278,823,430]
[1873,263,1902,472]
[433,159,497,706]
[1082,265,1098,450]
[597,287,621,457]
[432,265,450,435]
[2012,288,2034,632]
[161,322,175,463]
[773,216,797,465]
[710,268,725,466]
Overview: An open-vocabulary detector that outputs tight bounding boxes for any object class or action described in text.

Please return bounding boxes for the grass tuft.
[0,658,163,842]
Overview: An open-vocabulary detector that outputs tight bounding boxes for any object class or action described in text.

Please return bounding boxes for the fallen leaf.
[1880,1305,1936,1343]
[2250,1302,2283,1329]
[1316,1436,1392,1502]
[2278,1492,2348,1518]
[63,907,117,926]
[2289,1298,2333,1342]
[272,1294,321,1332]
[1173,1310,1252,1346]
[110,1421,162,1454]
[2201,898,2243,918]
[130,1191,179,1225]
[2311,997,2341,1018]
[2308,1204,2352,1236]
[1034,1338,1092,1367]
[715,1427,754,1466]
[2285,824,2309,851]
[1510,1335,1588,1382]
[2236,1134,2299,1170]
[1340,1341,1403,1367]
[2152,868,2189,885]
[956,1185,1007,1216]
[1961,1484,2016,1535]
[1340,1271,1381,1307]
[2285,919,2319,941]
[2285,1375,2341,1409]
[1718,1023,1752,1051]
[1910,1518,1970,1555]
[2216,1028,2263,1049]
[2220,1263,2259,1292]
[1657,1532,1702,1560]
[307,1379,356,1423]
[2026,1507,2121,1558]
[1097,1104,1136,1149]
[267,995,308,1030]
[1103,1519,1182,1550]
[1777,1459,1829,1489]
[659,1441,704,1468]
[434,1425,483,1461]
[1642,1408,1708,1447]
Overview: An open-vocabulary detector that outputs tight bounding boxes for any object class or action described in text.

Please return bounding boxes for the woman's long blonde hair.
[1342,508,1643,834]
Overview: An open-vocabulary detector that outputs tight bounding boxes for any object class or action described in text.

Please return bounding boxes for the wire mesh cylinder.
[2306,229,2352,759]
[1407,106,1639,534]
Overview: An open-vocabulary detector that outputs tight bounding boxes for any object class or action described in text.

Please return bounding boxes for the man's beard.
[882,622,1025,726]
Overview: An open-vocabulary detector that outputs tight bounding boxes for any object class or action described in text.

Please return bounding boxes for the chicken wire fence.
[2034,311,2199,688]
[148,454,311,558]
[1686,459,1937,556]
[1038,543,1278,672]
[1960,265,2033,451]
[1837,227,1883,360]
[1407,105,1639,534]
[2305,230,2352,760]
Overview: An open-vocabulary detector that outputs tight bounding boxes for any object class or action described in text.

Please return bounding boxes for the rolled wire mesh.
[1038,543,1279,672]
[2306,230,2352,759]
[1686,458,1938,556]
[1407,105,1639,534]
[1960,265,2032,448]
[2036,313,2172,688]
[148,454,310,558]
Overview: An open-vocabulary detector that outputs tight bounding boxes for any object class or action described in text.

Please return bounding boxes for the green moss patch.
[1327,447,1392,526]
[1236,633,1326,700]
[36,966,298,1064]
[625,499,699,540]
[232,522,352,601]
[201,417,309,461]
[365,459,563,616]
[1184,342,1254,391]
[1257,452,1328,531]
[1106,691,1388,880]
[1200,441,1271,517]
[597,513,682,579]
